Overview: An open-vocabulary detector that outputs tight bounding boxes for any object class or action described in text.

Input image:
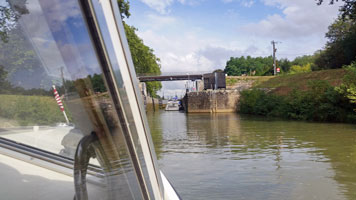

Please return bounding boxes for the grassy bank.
[254,68,347,95]
[238,67,356,123]
[226,76,274,88]
[0,95,67,126]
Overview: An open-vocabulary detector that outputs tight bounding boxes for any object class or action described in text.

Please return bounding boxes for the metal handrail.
[73,133,98,200]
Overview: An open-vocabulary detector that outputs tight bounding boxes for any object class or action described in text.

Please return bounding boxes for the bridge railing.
[136,71,211,77]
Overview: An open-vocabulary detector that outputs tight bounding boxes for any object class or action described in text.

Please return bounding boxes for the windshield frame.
[78,0,164,199]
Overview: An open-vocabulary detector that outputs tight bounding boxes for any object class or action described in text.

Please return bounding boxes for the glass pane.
[88,0,163,199]
[0,0,147,199]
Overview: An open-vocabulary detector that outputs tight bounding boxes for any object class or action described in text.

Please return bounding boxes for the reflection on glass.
[88,1,163,199]
[0,0,149,199]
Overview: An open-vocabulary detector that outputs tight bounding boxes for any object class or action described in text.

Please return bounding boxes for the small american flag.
[52,85,69,124]
[53,85,64,111]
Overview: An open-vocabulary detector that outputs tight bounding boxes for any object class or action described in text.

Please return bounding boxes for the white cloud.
[136,21,253,96]
[139,0,204,14]
[241,0,254,8]
[222,0,255,8]
[135,14,264,72]
[131,0,343,96]
[138,29,244,73]
[145,14,177,29]
[139,0,174,14]
[242,0,342,39]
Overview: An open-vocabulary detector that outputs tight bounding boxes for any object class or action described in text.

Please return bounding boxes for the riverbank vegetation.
[226,76,274,88]
[239,63,356,123]
[253,68,346,95]
[0,95,67,126]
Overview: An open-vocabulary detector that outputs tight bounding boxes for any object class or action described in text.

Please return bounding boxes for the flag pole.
[52,85,70,124]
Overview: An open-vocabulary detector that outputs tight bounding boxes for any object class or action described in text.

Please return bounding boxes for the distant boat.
[165,101,180,111]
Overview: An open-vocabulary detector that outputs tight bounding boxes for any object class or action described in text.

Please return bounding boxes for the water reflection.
[148,111,356,200]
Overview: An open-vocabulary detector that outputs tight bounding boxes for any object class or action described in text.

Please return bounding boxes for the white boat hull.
[165,101,180,111]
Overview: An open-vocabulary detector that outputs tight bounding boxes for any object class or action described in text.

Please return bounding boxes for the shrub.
[289,63,312,74]
[240,89,287,117]
[239,77,356,123]
[0,95,70,126]
[338,62,356,104]
[226,78,238,86]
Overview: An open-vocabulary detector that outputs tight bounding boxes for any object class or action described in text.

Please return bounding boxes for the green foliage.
[239,78,356,123]
[123,22,162,96]
[224,56,274,76]
[317,0,356,20]
[315,17,356,70]
[0,95,70,126]
[0,65,12,93]
[0,5,17,42]
[337,62,356,104]
[117,0,130,19]
[291,55,318,71]
[226,78,238,86]
[0,65,6,81]
[117,1,162,96]
[278,58,292,73]
[289,63,312,74]
[0,27,49,90]
[89,74,107,93]
[292,55,315,66]
[240,89,286,117]
[224,55,317,76]
[0,0,28,42]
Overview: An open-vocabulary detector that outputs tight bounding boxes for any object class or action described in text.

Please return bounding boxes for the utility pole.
[60,66,68,100]
[271,40,278,76]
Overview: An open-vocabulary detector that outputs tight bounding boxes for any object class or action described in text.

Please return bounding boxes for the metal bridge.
[137,74,204,82]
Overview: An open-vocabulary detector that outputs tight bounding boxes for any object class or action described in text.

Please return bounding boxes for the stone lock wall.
[184,90,240,113]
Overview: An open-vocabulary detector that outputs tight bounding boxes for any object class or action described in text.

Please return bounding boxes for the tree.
[117,0,130,19]
[315,1,356,70]
[117,1,162,96]
[314,17,356,69]
[289,63,312,74]
[0,28,46,88]
[224,56,274,76]
[90,74,107,93]
[0,65,12,93]
[325,17,354,43]
[0,0,28,42]
[124,23,162,96]
[317,0,356,19]
[278,58,292,73]
[0,65,7,83]
[337,62,356,105]
[292,55,315,66]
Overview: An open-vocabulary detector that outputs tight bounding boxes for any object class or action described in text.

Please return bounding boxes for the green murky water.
[147,111,356,200]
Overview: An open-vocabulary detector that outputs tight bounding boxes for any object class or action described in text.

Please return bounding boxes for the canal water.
[146,111,356,200]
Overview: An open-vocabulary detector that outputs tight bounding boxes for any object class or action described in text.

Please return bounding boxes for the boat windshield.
[0,0,162,199]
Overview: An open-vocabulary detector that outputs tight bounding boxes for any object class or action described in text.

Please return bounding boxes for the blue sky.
[126,0,342,97]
